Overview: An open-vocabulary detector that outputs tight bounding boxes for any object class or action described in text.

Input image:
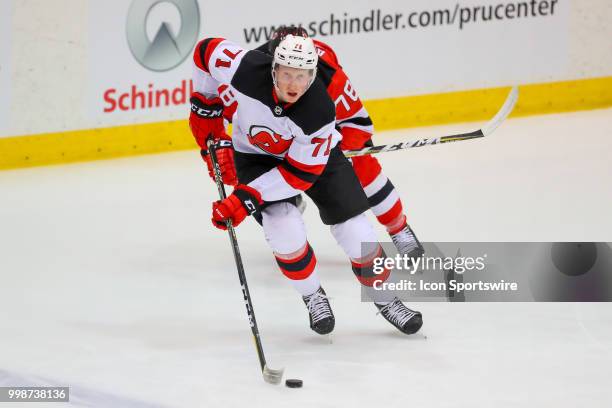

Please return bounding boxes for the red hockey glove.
[189,92,225,147]
[211,185,263,230]
[201,136,238,186]
[339,126,373,151]
[189,92,237,185]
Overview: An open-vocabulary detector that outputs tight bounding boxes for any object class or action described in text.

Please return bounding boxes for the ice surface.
[1,109,611,407]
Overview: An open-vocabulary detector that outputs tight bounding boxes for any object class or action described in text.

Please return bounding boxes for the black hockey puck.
[285,379,303,388]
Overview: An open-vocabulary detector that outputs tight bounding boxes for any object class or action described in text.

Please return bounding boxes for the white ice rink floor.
[1,109,612,407]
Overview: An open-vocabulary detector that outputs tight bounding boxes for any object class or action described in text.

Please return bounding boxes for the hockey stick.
[206,136,284,385]
[344,86,519,158]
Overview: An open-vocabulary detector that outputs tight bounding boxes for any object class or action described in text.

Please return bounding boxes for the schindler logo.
[126,0,200,72]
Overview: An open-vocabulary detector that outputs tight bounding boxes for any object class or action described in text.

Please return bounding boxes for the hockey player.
[211,26,423,259]
[190,35,423,335]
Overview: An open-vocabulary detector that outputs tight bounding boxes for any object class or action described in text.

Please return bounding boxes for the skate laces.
[391,225,419,254]
[377,298,417,327]
[304,290,332,324]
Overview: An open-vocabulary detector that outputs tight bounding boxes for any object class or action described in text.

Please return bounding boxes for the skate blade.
[263,365,284,385]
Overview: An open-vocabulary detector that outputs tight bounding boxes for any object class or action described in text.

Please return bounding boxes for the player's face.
[274,65,313,103]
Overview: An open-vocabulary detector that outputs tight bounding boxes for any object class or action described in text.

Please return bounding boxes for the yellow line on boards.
[0,120,194,170]
[1,76,611,170]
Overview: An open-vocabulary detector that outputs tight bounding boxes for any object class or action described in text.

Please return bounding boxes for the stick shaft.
[207,137,268,372]
[344,86,519,158]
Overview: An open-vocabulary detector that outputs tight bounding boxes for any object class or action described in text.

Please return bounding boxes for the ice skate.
[302,287,335,335]
[376,297,423,335]
[390,223,424,262]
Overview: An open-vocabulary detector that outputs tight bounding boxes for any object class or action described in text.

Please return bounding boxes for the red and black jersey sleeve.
[314,40,374,150]
[192,39,246,90]
[193,38,226,74]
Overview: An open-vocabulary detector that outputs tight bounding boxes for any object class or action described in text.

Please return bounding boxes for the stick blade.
[482,86,519,136]
[263,365,284,385]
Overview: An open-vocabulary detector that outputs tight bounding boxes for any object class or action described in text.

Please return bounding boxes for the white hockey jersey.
[192,38,341,202]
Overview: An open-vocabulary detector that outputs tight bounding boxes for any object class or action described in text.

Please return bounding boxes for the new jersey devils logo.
[248,125,293,155]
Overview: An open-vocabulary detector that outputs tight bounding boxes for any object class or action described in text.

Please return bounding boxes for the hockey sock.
[350,244,391,286]
[275,243,321,296]
[262,202,321,296]
[386,215,408,235]
[330,213,391,285]
[362,173,406,230]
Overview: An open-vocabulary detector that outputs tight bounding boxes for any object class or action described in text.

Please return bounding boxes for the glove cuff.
[339,127,372,151]
[233,184,263,215]
[190,92,224,119]
[201,137,233,158]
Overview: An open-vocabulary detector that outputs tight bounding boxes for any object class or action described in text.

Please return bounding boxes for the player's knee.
[262,202,307,254]
[330,213,378,259]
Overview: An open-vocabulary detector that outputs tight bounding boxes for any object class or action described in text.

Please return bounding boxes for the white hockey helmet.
[272,34,318,88]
